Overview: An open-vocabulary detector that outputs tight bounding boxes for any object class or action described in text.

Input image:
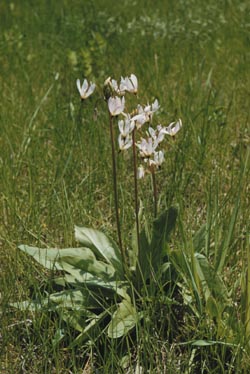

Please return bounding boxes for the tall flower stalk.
[151,168,158,218]
[108,112,126,269]
[77,75,182,273]
[132,129,140,253]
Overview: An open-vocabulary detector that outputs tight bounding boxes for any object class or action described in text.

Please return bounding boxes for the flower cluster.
[108,74,138,95]
[76,74,182,178]
[132,99,160,129]
[118,115,135,151]
[136,119,182,178]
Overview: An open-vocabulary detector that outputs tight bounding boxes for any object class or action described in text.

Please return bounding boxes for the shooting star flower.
[164,119,182,136]
[136,137,158,158]
[131,99,160,129]
[148,125,166,143]
[137,165,145,179]
[108,96,125,116]
[117,117,135,151]
[76,78,95,99]
[118,134,133,151]
[149,150,165,167]
[120,74,138,94]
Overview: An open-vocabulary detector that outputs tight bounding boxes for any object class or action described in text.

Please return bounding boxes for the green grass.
[0,0,249,372]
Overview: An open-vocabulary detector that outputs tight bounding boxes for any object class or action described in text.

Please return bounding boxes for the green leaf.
[150,207,178,268]
[10,299,45,311]
[151,207,178,246]
[193,224,206,252]
[48,289,97,309]
[18,244,64,270]
[75,226,124,278]
[190,339,236,347]
[60,309,95,332]
[195,253,228,303]
[206,295,220,319]
[107,299,138,338]
[179,339,237,347]
[138,207,178,279]
[58,269,129,299]
[215,195,240,273]
[169,247,203,315]
[11,289,98,313]
[52,328,65,347]
[136,228,151,280]
[18,245,115,280]
[71,309,111,346]
[191,340,220,347]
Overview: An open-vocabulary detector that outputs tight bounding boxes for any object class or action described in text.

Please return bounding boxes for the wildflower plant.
[13,73,232,347]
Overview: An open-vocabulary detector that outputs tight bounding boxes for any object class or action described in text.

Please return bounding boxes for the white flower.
[76,78,95,99]
[119,77,127,94]
[117,116,135,151]
[148,125,165,143]
[111,79,119,92]
[164,119,182,136]
[108,96,125,116]
[149,150,165,167]
[118,117,135,137]
[131,99,160,129]
[136,137,158,158]
[143,99,159,116]
[120,74,138,94]
[109,78,121,94]
[137,165,145,179]
[118,134,133,151]
[151,99,160,113]
[131,112,148,129]
[132,104,150,128]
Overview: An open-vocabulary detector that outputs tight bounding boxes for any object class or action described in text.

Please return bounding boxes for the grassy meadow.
[0,0,249,372]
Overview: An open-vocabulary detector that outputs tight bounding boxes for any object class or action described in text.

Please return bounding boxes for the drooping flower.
[76,78,95,99]
[108,96,125,116]
[136,137,158,158]
[151,99,160,113]
[111,79,119,92]
[131,111,148,129]
[131,99,160,129]
[120,74,138,94]
[137,165,145,179]
[148,125,166,144]
[149,150,165,167]
[118,117,135,137]
[106,78,121,94]
[118,134,133,151]
[117,116,135,151]
[164,119,182,136]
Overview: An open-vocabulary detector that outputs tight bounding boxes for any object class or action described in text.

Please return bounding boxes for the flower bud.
[103,77,113,101]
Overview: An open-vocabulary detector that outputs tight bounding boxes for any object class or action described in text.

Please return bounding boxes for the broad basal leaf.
[150,206,178,255]
[11,289,98,313]
[75,226,123,278]
[137,207,178,279]
[18,245,64,270]
[107,299,138,338]
[55,268,129,299]
[18,245,115,279]
[194,253,229,303]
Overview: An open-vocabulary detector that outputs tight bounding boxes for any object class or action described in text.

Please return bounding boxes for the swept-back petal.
[82,78,88,93]
[76,79,82,95]
[130,74,138,87]
[165,119,182,136]
[86,82,96,98]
